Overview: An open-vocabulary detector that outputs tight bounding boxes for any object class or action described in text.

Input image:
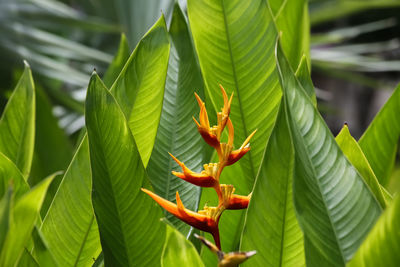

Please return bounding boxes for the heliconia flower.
[141,188,222,249]
[226,129,257,166]
[195,234,256,267]
[169,153,219,187]
[193,85,233,149]
[220,184,251,210]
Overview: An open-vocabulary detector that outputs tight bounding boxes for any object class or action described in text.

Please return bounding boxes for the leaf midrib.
[93,120,131,266]
[220,0,255,180]
[73,215,96,267]
[286,97,346,265]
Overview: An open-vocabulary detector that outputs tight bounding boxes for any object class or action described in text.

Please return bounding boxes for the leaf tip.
[23,60,31,69]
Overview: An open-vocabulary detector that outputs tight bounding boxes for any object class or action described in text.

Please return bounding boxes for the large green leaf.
[358,84,400,187]
[187,0,281,183]
[110,15,170,167]
[270,0,310,69]
[276,41,382,266]
[147,4,205,235]
[347,194,400,267]
[0,62,35,177]
[29,86,73,185]
[0,152,29,200]
[336,124,387,208]
[29,86,73,217]
[103,34,130,88]
[161,223,205,267]
[40,138,101,267]
[240,102,305,267]
[85,74,165,266]
[0,175,54,266]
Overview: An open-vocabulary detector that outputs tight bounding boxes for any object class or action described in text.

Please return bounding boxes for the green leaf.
[18,249,39,267]
[29,82,73,186]
[0,62,35,177]
[147,3,206,235]
[295,55,316,106]
[31,227,58,267]
[240,102,305,267]
[187,0,282,183]
[29,86,73,180]
[0,152,30,200]
[161,223,205,267]
[85,74,166,266]
[347,194,400,267]
[336,124,387,208]
[0,188,12,252]
[110,15,170,167]
[271,0,310,69]
[0,175,54,266]
[40,138,101,267]
[358,84,400,187]
[29,86,73,217]
[103,34,130,88]
[276,41,382,266]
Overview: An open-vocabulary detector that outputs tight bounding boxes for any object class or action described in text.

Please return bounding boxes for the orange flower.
[169,153,218,188]
[193,85,233,149]
[226,129,257,166]
[141,188,222,249]
[220,184,251,210]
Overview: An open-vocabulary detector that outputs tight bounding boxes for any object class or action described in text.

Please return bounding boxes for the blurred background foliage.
[0,0,399,191]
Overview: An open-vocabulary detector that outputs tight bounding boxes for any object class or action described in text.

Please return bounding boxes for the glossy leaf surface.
[336,124,387,208]
[240,103,305,267]
[276,42,382,266]
[0,62,35,177]
[188,0,282,183]
[147,4,205,235]
[358,84,400,187]
[86,74,165,266]
[41,138,101,267]
[348,195,400,267]
[110,15,170,167]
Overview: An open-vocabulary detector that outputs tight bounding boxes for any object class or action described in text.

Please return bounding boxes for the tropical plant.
[0,1,399,267]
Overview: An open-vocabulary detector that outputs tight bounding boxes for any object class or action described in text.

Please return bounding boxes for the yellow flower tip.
[192,116,201,128]
[171,170,185,178]
[194,92,204,107]
[227,118,234,146]
[175,191,185,212]
[228,92,233,107]
[220,84,228,104]
[169,153,184,167]
[241,129,257,149]
[200,104,210,127]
